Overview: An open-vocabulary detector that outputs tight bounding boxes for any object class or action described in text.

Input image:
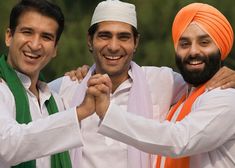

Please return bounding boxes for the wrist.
[76,106,88,122]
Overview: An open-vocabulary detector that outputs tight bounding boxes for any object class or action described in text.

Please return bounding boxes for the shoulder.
[141,66,175,76]
[196,87,235,108]
[48,76,79,94]
[141,66,181,87]
[0,78,15,108]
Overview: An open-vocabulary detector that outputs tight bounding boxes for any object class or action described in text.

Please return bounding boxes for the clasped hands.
[77,74,112,121]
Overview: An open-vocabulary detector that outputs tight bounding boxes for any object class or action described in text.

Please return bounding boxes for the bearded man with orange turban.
[87,2,235,168]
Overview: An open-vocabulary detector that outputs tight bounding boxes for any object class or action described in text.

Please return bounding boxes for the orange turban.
[172,3,234,60]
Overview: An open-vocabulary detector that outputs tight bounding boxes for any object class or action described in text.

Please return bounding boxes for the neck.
[110,73,129,93]
[29,74,40,100]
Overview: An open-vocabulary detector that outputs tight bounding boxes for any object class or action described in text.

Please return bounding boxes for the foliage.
[0,0,235,81]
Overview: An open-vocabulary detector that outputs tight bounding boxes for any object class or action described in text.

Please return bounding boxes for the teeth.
[104,55,122,60]
[24,52,40,59]
[189,60,203,65]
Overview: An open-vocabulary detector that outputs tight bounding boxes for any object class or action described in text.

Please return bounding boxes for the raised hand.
[207,66,235,90]
[87,74,112,119]
[76,85,96,122]
[65,65,90,81]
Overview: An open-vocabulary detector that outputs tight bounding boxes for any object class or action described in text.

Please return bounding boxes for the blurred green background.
[1,0,235,81]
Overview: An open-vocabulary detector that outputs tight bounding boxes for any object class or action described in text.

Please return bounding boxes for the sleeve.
[171,71,187,104]
[98,88,235,158]
[49,76,81,108]
[0,83,83,166]
[141,66,186,120]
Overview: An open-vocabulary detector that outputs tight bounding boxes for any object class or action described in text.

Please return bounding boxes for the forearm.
[0,108,83,165]
[98,95,235,157]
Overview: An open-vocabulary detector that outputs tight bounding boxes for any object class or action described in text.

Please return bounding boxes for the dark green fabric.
[0,55,72,168]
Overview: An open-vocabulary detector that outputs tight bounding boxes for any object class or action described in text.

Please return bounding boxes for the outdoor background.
[0,0,235,81]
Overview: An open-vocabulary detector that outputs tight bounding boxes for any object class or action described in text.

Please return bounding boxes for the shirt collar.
[15,71,51,100]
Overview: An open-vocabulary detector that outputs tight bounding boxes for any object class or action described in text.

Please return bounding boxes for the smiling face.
[5,10,58,82]
[88,21,139,85]
[175,23,221,86]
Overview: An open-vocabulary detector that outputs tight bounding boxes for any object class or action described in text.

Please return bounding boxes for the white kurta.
[49,66,185,168]
[99,87,235,168]
[0,72,83,168]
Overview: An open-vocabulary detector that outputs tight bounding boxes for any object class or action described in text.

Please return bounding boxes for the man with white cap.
[50,0,185,167]
[50,0,235,168]
[86,2,235,168]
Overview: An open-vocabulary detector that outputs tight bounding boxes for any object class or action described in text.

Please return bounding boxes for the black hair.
[88,23,139,44]
[9,0,64,44]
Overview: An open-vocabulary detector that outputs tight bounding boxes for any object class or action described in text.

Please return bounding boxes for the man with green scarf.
[0,0,94,167]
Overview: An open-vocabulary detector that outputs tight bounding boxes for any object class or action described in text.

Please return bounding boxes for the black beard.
[175,51,221,87]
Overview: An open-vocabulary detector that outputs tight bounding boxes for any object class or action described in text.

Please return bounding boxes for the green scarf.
[0,55,72,168]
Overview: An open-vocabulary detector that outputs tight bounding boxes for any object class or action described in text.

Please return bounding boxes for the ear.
[87,34,93,53]
[52,45,58,58]
[134,35,140,52]
[134,34,140,52]
[5,28,13,47]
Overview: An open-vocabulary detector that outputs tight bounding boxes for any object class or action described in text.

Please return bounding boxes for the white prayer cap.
[90,0,137,28]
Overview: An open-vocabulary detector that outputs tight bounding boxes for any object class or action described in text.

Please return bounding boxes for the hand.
[207,66,235,90]
[76,88,95,122]
[87,74,112,119]
[64,65,90,81]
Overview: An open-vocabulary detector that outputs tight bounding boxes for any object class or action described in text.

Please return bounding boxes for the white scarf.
[70,61,153,168]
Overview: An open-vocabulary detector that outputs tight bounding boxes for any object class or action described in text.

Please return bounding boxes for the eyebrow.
[179,34,211,41]
[20,26,55,39]
[97,31,132,36]
[42,32,56,39]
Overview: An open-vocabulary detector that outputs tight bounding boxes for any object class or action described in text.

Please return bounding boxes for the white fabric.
[49,64,186,168]
[0,72,83,168]
[99,87,235,168]
[90,0,137,28]
[70,62,153,168]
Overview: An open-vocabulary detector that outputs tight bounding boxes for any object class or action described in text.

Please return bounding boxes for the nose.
[107,38,120,53]
[189,43,201,57]
[28,35,42,50]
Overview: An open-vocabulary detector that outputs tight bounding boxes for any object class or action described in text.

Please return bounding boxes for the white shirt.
[49,66,185,168]
[99,87,235,168]
[0,72,83,168]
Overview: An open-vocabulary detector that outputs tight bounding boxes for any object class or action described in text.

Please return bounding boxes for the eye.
[178,40,190,49]
[42,35,54,41]
[97,33,111,40]
[118,35,131,41]
[118,33,132,41]
[21,30,32,36]
[41,32,55,42]
[200,39,210,47]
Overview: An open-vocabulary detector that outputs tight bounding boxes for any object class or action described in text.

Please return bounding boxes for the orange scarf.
[156,84,206,168]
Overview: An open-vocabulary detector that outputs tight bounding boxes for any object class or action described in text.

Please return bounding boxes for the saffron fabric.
[99,86,235,168]
[156,84,206,168]
[172,3,234,60]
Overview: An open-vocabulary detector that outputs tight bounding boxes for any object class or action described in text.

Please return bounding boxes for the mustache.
[183,54,208,64]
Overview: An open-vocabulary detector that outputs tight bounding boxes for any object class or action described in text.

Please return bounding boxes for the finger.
[102,74,112,90]
[81,65,90,78]
[87,86,102,97]
[96,83,111,94]
[207,75,235,90]
[220,81,235,89]
[75,67,83,82]
[207,67,234,89]
[64,70,77,81]
[88,74,112,91]
[87,74,105,86]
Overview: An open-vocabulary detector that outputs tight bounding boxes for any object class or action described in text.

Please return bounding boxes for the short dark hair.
[88,23,139,44]
[9,0,64,44]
